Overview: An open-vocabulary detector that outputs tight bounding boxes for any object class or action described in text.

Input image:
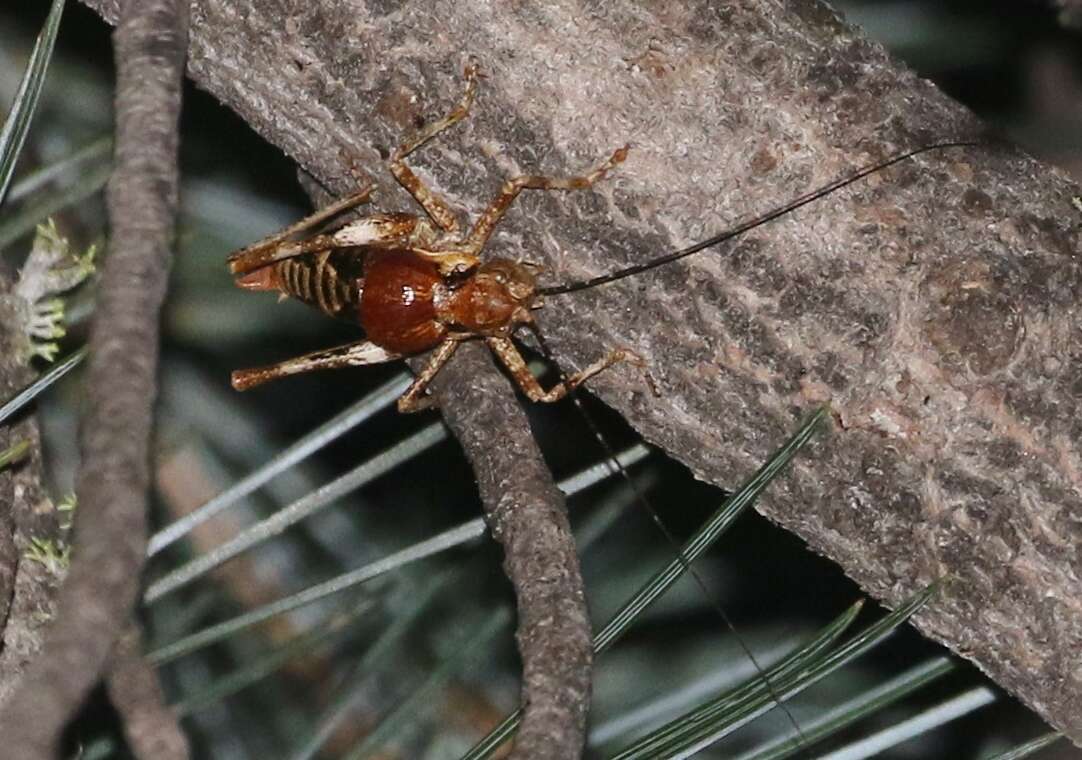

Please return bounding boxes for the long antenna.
[526,139,979,754]
[539,140,979,296]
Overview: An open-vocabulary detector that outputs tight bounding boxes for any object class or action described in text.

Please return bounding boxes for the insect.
[229,63,637,412]
[229,63,974,411]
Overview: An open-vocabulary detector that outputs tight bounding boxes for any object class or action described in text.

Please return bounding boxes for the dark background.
[1,1,1080,758]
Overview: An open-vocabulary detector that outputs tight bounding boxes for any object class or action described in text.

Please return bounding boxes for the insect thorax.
[359,250,447,354]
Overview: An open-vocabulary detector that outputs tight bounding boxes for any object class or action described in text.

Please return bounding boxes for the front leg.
[232,340,400,391]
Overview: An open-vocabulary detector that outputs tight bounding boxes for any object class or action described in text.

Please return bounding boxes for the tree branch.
[415,346,592,759]
[79,0,1082,744]
[0,269,37,659]
[0,0,189,756]
[0,395,62,709]
[106,625,190,760]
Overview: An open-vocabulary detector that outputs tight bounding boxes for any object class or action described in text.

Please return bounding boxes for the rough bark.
[0,288,62,708]
[0,0,189,757]
[80,0,1082,744]
[0,284,25,641]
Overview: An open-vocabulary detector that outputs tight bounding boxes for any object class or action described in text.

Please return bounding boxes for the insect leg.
[227,187,374,275]
[231,340,400,391]
[396,338,462,413]
[455,145,628,256]
[485,336,636,403]
[389,63,480,234]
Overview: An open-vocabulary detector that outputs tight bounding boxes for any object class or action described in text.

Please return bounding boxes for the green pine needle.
[608,600,864,760]
[730,657,955,760]
[6,135,111,205]
[341,607,511,760]
[172,598,374,717]
[460,406,829,760]
[0,346,86,426]
[980,732,1063,760]
[286,575,457,760]
[0,439,31,470]
[609,584,938,759]
[0,160,110,253]
[0,0,66,208]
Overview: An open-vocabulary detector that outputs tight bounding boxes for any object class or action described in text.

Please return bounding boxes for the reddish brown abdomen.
[360,250,446,354]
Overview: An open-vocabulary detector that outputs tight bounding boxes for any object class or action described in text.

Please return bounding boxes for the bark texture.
[0,288,61,709]
[0,0,189,757]
[0,276,28,645]
[80,0,1082,744]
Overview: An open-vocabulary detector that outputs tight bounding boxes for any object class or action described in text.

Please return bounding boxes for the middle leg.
[228,187,374,275]
[397,338,462,413]
[232,340,400,391]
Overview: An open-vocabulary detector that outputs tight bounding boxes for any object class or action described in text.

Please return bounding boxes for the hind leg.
[227,187,374,275]
[232,340,400,391]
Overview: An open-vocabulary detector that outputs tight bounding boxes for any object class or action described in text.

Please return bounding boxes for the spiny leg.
[232,340,400,391]
[389,62,481,234]
[485,336,635,403]
[454,145,628,256]
[397,338,461,413]
[228,187,374,275]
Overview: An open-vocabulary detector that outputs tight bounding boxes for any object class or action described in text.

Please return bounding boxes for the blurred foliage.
[1,1,1079,759]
